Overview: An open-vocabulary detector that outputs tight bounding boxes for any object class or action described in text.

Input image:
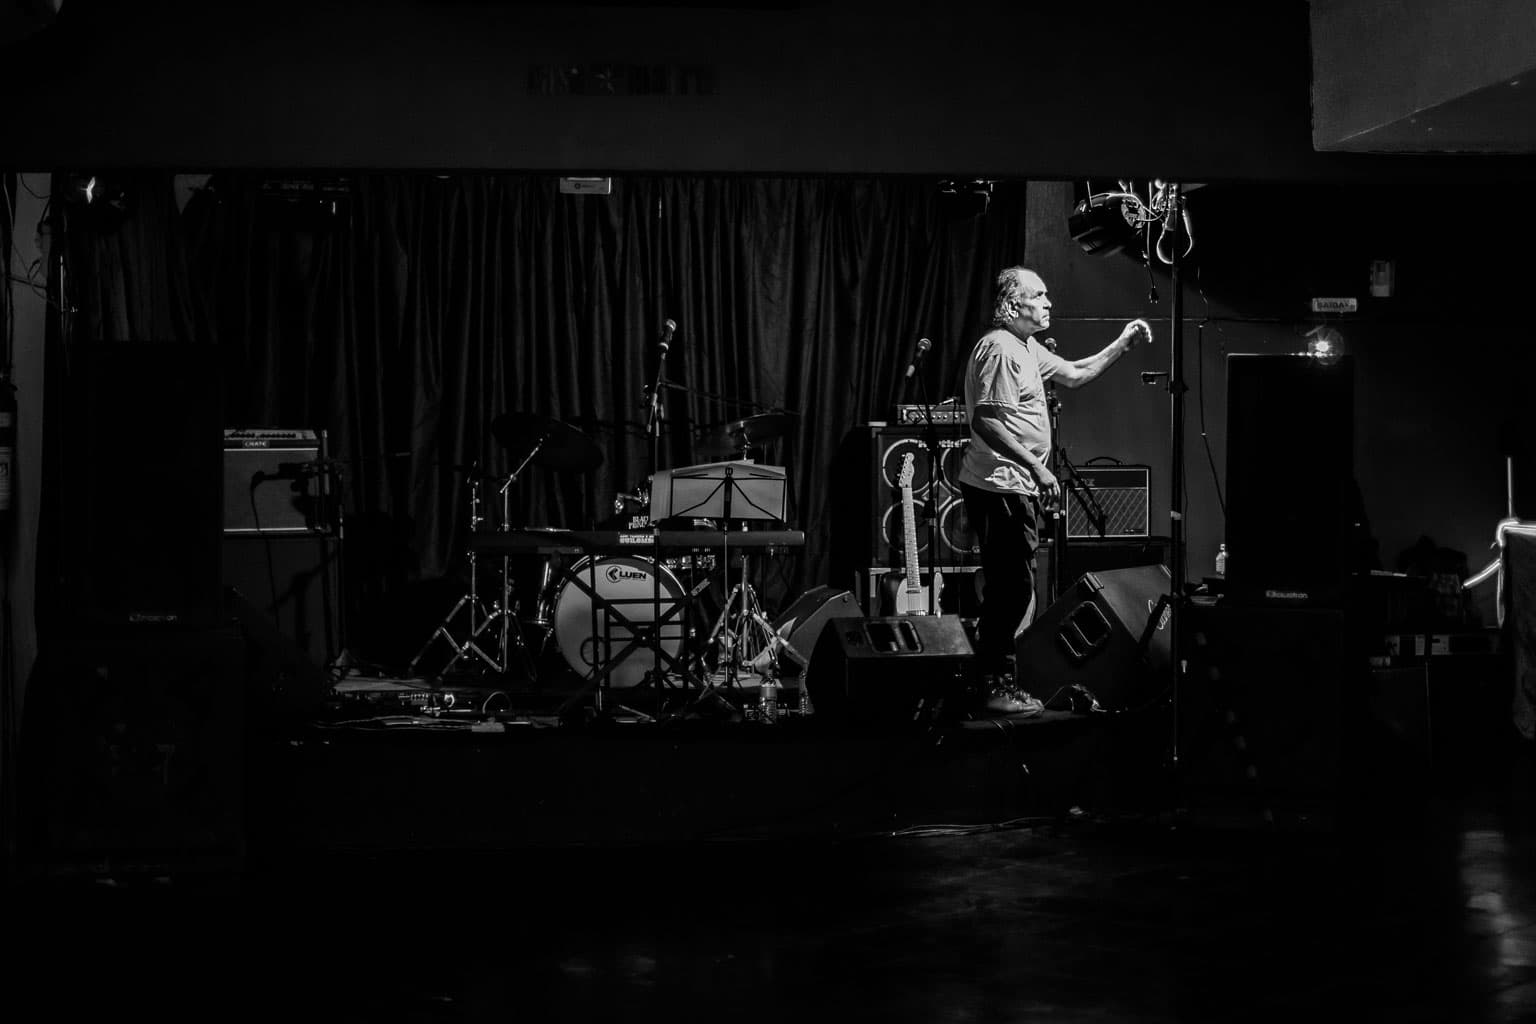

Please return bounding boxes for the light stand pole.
[1166,183,1188,777]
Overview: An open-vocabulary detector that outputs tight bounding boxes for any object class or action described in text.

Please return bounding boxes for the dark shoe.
[982,684,1044,717]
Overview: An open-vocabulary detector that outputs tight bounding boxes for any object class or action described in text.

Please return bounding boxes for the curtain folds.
[58,173,1028,607]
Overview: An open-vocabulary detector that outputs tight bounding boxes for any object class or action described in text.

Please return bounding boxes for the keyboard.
[470,528,806,555]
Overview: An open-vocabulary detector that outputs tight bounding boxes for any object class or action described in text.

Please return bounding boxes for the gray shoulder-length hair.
[990,266,1038,326]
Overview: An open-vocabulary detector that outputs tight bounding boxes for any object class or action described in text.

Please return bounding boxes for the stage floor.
[13,617,1536,1022]
[10,766,1536,1024]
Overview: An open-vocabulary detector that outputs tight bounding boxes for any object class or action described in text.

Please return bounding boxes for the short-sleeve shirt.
[957,329,1067,496]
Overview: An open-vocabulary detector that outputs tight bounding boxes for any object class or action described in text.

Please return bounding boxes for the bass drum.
[553,556,685,688]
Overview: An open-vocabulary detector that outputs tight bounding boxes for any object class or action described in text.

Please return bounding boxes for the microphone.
[1040,336,1058,352]
[659,318,677,355]
[903,337,932,379]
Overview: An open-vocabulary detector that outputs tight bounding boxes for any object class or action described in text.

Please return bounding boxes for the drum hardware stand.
[407,448,543,682]
[697,545,779,703]
[686,467,782,715]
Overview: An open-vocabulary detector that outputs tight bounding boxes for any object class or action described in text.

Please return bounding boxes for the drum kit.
[408,405,801,716]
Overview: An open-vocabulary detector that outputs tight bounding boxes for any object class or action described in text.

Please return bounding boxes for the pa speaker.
[759,586,858,675]
[58,342,224,627]
[1015,565,1172,711]
[806,615,973,725]
[1181,605,1350,798]
[23,626,247,864]
[1225,354,1354,605]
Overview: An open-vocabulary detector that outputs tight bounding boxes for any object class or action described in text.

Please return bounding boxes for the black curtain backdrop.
[55,173,1028,628]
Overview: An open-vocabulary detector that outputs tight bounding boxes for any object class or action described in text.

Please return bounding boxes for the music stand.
[663,461,788,698]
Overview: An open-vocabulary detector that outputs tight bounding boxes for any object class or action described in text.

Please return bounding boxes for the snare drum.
[552,556,685,688]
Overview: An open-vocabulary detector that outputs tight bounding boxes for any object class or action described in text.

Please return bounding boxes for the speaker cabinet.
[1014,565,1173,711]
[222,533,340,669]
[58,342,223,628]
[1181,605,1350,798]
[24,627,246,865]
[806,615,974,725]
[866,424,978,568]
[1225,354,1354,605]
[1035,536,1171,606]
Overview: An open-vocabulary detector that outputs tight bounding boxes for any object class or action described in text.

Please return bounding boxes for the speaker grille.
[1064,466,1149,539]
[223,441,322,533]
[869,423,977,566]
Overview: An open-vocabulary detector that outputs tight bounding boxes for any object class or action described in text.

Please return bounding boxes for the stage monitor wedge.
[806,614,973,726]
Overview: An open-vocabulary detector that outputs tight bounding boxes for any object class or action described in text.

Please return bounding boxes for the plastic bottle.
[1215,543,1227,577]
[760,677,779,723]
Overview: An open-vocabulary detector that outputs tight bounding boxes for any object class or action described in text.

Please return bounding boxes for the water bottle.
[1215,543,1227,577]
[760,678,779,723]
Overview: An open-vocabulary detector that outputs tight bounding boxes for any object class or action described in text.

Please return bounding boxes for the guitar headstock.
[898,452,915,488]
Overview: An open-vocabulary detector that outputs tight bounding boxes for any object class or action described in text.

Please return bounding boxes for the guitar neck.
[901,484,920,590]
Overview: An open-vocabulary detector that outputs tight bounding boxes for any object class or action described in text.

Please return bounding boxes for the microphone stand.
[316,430,348,672]
[1045,372,1064,606]
[911,356,941,615]
[1044,345,1107,608]
[643,328,671,709]
[647,349,669,483]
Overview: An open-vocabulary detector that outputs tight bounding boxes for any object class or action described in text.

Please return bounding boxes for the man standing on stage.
[958,266,1151,715]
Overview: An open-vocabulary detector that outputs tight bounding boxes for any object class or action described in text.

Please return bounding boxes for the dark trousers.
[960,484,1041,675]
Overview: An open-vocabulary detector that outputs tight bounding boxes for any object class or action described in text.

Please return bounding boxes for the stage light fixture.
[1068,190,1144,257]
[1069,180,1199,264]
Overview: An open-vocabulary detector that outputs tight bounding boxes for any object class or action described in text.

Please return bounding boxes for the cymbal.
[490,412,604,472]
[701,411,797,453]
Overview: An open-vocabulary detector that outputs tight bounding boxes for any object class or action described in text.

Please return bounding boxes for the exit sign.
[1310,297,1358,313]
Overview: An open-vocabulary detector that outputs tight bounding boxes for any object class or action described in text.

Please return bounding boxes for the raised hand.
[1122,319,1154,348]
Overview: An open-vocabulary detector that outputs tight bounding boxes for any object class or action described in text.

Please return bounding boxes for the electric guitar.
[885,452,942,615]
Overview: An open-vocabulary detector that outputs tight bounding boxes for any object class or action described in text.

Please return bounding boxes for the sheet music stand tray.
[658,460,787,523]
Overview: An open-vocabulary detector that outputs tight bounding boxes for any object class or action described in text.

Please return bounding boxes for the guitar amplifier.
[223,429,323,533]
[1065,465,1150,539]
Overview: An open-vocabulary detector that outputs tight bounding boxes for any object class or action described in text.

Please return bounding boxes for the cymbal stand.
[407,446,542,681]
